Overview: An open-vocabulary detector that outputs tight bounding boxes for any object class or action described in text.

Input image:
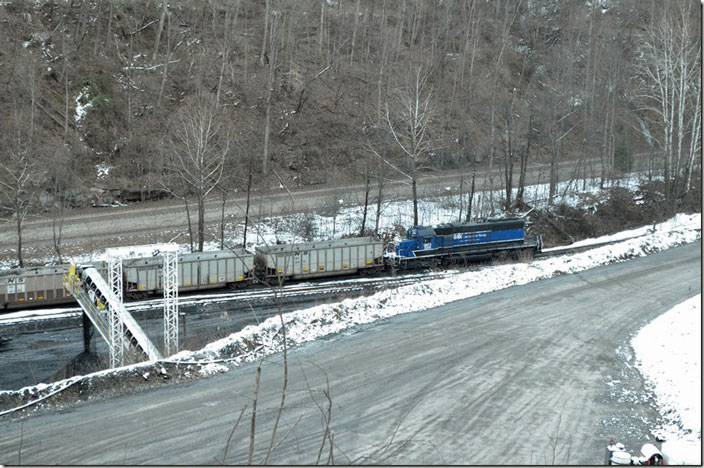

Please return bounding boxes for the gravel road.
[0,242,699,465]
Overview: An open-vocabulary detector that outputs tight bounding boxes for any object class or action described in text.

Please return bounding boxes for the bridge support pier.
[82,312,92,353]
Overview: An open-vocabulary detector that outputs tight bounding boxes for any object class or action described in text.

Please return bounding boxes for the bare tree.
[261,3,281,178]
[0,112,44,268]
[466,163,476,222]
[634,1,701,200]
[218,185,228,250]
[515,100,535,208]
[152,0,169,60]
[50,145,75,263]
[260,0,271,66]
[499,52,532,211]
[384,67,434,226]
[374,155,387,235]
[242,152,256,248]
[357,160,373,235]
[538,42,579,206]
[500,101,516,212]
[168,93,230,252]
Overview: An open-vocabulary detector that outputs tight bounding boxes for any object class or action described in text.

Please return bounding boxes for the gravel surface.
[0,242,698,465]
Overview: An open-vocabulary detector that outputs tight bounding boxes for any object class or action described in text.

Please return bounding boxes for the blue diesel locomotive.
[395,218,541,267]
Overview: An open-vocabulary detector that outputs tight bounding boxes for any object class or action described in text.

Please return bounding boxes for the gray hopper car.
[124,248,254,294]
[0,266,74,308]
[255,236,384,280]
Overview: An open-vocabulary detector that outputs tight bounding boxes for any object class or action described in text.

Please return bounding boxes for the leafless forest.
[0,0,701,263]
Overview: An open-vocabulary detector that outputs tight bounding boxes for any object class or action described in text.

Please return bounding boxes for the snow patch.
[96,163,112,179]
[198,363,229,376]
[75,86,93,124]
[632,294,701,462]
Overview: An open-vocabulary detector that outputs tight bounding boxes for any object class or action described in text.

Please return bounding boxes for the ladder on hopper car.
[64,264,162,367]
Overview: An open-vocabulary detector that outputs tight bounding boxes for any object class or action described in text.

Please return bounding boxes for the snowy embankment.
[181,213,699,364]
[632,295,702,464]
[1,213,700,424]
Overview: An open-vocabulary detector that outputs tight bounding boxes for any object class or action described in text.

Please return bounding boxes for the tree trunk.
[374,160,384,235]
[484,78,499,215]
[16,209,23,268]
[458,176,464,222]
[262,14,278,178]
[466,165,475,222]
[683,79,701,195]
[318,0,325,57]
[52,190,65,264]
[184,197,194,253]
[599,100,611,189]
[260,0,270,65]
[350,0,361,65]
[360,170,370,235]
[263,91,271,177]
[153,0,168,60]
[92,0,103,57]
[549,140,558,205]
[198,195,205,252]
[220,189,227,250]
[503,124,513,212]
[156,12,171,109]
[105,2,113,50]
[411,176,418,226]
[213,8,230,107]
[243,166,253,247]
[63,37,69,141]
[516,104,533,207]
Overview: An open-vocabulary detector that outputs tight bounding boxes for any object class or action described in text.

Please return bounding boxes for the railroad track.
[0,270,456,329]
[0,233,650,330]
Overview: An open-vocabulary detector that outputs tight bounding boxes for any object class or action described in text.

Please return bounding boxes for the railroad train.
[0,218,541,311]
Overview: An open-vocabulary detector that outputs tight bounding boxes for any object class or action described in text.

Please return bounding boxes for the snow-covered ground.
[0,175,699,462]
[632,295,701,464]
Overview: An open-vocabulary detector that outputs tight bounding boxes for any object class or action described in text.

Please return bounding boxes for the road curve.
[0,242,699,465]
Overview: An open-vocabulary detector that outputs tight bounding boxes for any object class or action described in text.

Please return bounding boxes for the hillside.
[0,0,700,208]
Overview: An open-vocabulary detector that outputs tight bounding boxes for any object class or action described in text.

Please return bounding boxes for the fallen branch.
[129,19,159,35]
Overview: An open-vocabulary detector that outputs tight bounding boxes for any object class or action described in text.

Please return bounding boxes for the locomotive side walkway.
[0,242,699,464]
